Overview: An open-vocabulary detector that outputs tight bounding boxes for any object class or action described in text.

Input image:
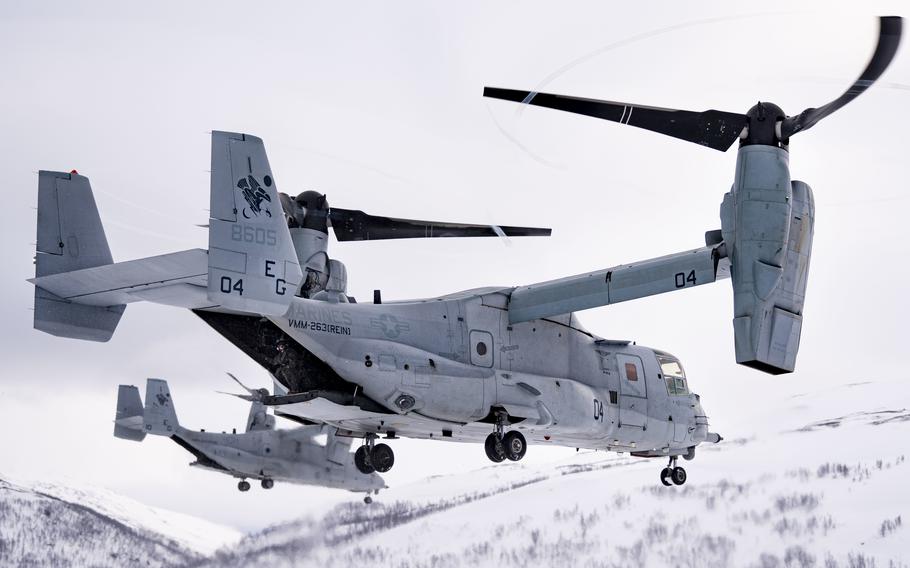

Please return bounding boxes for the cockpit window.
[656,352,689,396]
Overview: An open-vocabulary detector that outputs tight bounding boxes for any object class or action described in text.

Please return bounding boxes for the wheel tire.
[671,466,687,486]
[238,480,251,492]
[484,432,506,463]
[364,495,373,505]
[371,443,395,473]
[261,479,274,490]
[660,467,673,486]
[354,445,375,474]
[502,431,527,462]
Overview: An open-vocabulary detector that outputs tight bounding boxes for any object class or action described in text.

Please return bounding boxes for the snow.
[0,474,241,556]
[199,378,910,567]
[4,377,907,567]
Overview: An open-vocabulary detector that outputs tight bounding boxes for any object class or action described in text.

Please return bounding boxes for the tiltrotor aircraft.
[30,17,900,487]
[114,377,386,499]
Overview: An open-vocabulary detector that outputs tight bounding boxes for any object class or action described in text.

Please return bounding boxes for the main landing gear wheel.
[660,467,673,486]
[371,443,395,473]
[364,495,373,505]
[261,479,274,489]
[354,445,375,474]
[237,480,251,492]
[671,466,687,486]
[502,431,527,462]
[484,432,506,463]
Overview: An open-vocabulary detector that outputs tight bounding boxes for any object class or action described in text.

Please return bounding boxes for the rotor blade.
[328,207,551,241]
[483,87,748,151]
[225,372,254,395]
[781,16,903,139]
[216,390,257,402]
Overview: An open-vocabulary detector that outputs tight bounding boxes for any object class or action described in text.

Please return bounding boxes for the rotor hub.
[740,102,787,149]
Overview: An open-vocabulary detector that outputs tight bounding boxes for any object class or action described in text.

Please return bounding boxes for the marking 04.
[674,270,696,288]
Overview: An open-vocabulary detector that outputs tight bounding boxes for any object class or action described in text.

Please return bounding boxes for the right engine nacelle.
[720,145,815,374]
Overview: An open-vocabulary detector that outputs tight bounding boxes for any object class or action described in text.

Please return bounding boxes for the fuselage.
[269,287,711,457]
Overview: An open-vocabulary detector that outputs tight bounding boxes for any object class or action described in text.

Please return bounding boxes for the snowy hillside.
[201,379,909,568]
[2,379,906,568]
[0,476,240,567]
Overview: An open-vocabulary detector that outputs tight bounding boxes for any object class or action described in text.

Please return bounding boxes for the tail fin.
[34,170,125,341]
[245,401,275,432]
[206,131,303,315]
[143,379,179,435]
[113,385,146,442]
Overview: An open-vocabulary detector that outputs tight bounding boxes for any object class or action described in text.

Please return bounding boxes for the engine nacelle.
[720,146,815,374]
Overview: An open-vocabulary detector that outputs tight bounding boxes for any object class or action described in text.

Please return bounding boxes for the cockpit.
[655,350,689,396]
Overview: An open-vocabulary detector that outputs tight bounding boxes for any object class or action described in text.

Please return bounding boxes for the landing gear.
[261,479,274,490]
[671,466,687,485]
[237,480,251,492]
[354,445,375,474]
[371,443,395,473]
[364,495,373,504]
[660,457,686,486]
[484,412,527,463]
[484,432,506,462]
[354,434,395,474]
[502,431,527,461]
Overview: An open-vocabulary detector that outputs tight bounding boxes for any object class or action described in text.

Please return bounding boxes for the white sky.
[1,1,908,531]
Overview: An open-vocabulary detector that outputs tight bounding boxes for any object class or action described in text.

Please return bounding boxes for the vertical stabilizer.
[144,379,179,435]
[206,131,303,315]
[33,171,125,341]
[113,385,146,442]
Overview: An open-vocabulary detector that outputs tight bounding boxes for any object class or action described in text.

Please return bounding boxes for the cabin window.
[624,362,638,381]
[469,330,494,368]
[656,351,689,395]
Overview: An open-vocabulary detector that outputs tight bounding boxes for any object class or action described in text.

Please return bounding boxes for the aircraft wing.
[29,248,213,309]
[509,244,729,323]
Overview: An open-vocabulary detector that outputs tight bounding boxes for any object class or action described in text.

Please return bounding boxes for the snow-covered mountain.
[2,379,907,568]
[202,379,909,568]
[0,476,240,567]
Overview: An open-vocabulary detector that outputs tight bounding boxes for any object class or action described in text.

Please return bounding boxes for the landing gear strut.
[354,434,395,474]
[660,456,687,486]
[484,412,527,463]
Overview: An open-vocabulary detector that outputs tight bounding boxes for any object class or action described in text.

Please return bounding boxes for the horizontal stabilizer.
[30,249,209,308]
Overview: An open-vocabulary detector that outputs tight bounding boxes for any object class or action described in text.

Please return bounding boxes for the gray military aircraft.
[31,17,901,486]
[114,377,386,499]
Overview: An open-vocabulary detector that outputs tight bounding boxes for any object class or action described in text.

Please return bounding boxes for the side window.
[617,354,646,398]
[469,330,494,368]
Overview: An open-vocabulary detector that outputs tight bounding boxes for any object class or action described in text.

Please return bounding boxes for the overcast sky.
[1,1,908,531]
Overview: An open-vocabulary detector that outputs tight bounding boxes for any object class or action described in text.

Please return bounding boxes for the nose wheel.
[660,457,687,486]
[237,480,251,492]
[355,434,395,474]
